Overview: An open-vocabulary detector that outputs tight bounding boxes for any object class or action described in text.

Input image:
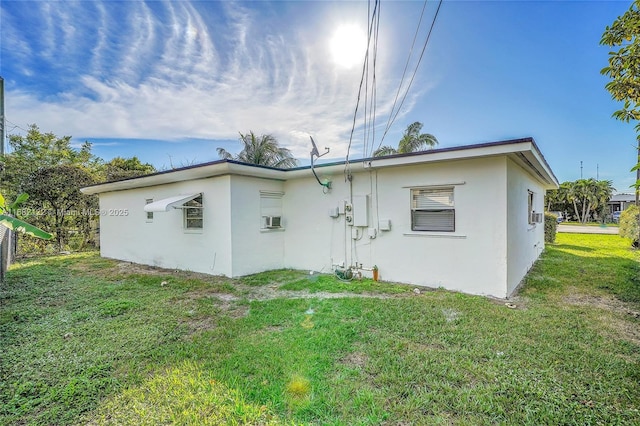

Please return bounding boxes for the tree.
[22,165,96,250]
[546,181,572,214]
[601,1,640,236]
[619,204,639,244]
[565,179,615,224]
[594,179,616,220]
[373,122,438,157]
[0,124,98,197]
[217,132,298,168]
[102,156,156,181]
[0,125,103,252]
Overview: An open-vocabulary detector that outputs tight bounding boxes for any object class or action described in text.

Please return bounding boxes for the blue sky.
[0,0,636,191]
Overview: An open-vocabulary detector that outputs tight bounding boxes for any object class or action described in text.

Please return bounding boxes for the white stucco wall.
[98,176,233,276]
[229,175,286,276]
[283,156,510,297]
[506,158,546,295]
[94,149,553,298]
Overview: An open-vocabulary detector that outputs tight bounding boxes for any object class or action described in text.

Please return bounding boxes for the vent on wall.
[264,216,282,228]
[531,213,543,224]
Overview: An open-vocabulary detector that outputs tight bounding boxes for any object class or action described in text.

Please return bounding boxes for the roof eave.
[81,138,559,194]
[81,161,287,195]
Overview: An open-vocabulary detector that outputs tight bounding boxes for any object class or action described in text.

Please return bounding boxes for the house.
[81,137,558,298]
[608,193,636,215]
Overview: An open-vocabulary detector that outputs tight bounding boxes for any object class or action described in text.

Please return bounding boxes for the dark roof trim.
[82,158,284,189]
[292,137,538,171]
[84,137,556,188]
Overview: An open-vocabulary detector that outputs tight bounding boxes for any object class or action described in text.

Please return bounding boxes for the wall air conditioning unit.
[264,216,282,229]
[532,212,543,224]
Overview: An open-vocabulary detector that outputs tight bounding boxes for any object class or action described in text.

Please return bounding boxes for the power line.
[345,0,380,178]
[376,0,443,152]
[378,0,429,152]
[363,0,381,160]
[5,119,29,134]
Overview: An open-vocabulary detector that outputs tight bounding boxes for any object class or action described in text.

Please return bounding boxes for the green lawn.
[1,234,639,425]
[560,221,619,227]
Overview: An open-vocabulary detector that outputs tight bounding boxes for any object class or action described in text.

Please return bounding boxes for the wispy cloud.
[2,0,432,159]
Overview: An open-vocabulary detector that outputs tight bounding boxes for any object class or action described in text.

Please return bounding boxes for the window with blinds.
[411,187,455,232]
[260,191,284,229]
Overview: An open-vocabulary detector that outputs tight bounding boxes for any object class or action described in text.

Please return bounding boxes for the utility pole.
[580,161,583,179]
[0,76,4,156]
[597,164,599,181]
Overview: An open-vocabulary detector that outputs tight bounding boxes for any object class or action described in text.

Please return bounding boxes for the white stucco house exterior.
[81,138,558,298]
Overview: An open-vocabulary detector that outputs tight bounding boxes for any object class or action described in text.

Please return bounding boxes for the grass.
[1,236,639,425]
[561,221,619,227]
[279,273,411,294]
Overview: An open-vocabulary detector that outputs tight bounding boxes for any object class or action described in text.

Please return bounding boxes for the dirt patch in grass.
[222,303,250,319]
[563,291,639,317]
[73,259,238,288]
[188,282,419,303]
[598,314,640,348]
[115,262,174,276]
[564,291,640,346]
[181,317,217,336]
[340,351,369,369]
[75,256,422,304]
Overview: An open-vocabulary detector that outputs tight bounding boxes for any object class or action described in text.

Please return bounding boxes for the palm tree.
[217,132,298,168]
[373,122,438,157]
[566,178,615,223]
[594,179,615,220]
[546,182,570,212]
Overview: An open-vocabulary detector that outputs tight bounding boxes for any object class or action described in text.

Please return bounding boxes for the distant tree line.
[546,178,615,223]
[0,124,156,253]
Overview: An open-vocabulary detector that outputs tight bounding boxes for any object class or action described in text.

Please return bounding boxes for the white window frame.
[145,199,153,222]
[528,190,535,225]
[410,187,455,232]
[260,190,284,231]
[183,195,203,230]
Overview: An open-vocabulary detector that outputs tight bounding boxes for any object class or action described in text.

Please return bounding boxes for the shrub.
[544,212,557,243]
[619,205,639,245]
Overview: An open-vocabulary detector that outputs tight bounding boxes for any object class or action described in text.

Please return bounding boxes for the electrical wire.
[379,0,429,148]
[366,1,380,159]
[362,0,373,159]
[345,0,380,178]
[376,0,443,152]
[4,119,29,134]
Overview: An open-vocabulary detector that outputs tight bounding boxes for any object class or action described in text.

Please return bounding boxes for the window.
[183,195,203,229]
[145,199,153,222]
[260,191,284,229]
[411,187,455,232]
[528,190,535,225]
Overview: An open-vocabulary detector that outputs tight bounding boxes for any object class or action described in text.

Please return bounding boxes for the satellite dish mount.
[309,136,331,190]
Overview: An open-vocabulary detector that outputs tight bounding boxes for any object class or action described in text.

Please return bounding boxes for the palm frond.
[220,132,298,168]
[216,147,234,160]
[373,146,398,157]
[397,122,438,154]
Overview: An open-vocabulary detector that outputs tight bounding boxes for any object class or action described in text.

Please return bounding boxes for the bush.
[544,213,557,243]
[619,205,639,245]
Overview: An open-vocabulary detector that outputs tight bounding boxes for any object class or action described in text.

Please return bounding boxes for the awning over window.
[143,194,201,212]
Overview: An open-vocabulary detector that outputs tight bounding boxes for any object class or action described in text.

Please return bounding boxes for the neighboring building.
[608,193,636,215]
[81,138,558,298]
